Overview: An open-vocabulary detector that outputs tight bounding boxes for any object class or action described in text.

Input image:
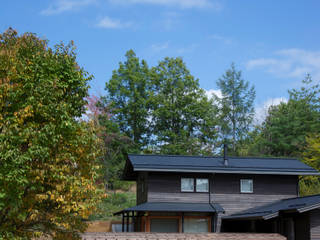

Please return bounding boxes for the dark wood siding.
[146,172,298,215]
[310,209,320,240]
[294,212,310,240]
[211,174,298,215]
[147,173,211,203]
[137,172,148,204]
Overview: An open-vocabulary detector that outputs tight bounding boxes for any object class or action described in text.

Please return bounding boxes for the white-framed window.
[240,179,253,193]
[181,178,194,192]
[196,178,209,192]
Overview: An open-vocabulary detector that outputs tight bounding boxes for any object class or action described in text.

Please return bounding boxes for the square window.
[196,178,209,192]
[181,178,194,192]
[240,179,253,193]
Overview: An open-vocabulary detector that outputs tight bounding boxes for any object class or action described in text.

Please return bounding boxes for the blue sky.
[2,0,320,121]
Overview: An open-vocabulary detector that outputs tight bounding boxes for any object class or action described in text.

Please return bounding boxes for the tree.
[0,29,103,239]
[300,135,320,196]
[151,57,218,155]
[247,74,320,157]
[87,95,134,191]
[215,63,255,154]
[104,50,151,149]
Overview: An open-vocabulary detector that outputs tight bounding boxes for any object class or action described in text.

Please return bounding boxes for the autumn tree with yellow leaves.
[300,135,320,196]
[0,29,104,239]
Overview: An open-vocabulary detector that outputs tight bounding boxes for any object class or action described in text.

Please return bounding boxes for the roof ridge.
[128,153,299,161]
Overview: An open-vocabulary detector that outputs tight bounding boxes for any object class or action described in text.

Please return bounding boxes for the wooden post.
[215,213,222,233]
[181,213,184,233]
[132,211,135,232]
[250,220,256,232]
[126,212,129,232]
[122,212,124,232]
[211,215,215,232]
[146,215,150,232]
[287,218,295,240]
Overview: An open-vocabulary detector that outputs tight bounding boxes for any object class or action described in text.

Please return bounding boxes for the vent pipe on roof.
[223,144,228,166]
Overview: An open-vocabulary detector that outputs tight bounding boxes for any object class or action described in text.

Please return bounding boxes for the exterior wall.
[146,172,298,215]
[137,172,148,204]
[211,174,299,215]
[294,212,310,240]
[310,209,320,240]
[147,173,211,203]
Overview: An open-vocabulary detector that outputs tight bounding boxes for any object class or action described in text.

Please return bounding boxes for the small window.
[181,178,194,192]
[240,179,253,193]
[196,178,209,192]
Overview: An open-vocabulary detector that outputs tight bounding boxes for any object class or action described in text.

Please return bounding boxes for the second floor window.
[196,178,209,192]
[181,178,194,192]
[181,178,209,192]
[240,179,253,193]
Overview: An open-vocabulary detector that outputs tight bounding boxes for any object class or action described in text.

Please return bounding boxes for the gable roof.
[123,154,319,179]
[223,194,320,220]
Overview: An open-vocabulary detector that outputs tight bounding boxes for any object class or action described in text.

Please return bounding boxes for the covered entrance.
[114,202,224,233]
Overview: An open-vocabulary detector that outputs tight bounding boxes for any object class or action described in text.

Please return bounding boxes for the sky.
[2,0,320,122]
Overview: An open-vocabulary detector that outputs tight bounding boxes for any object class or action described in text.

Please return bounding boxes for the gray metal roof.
[114,202,224,215]
[126,154,319,176]
[223,194,320,220]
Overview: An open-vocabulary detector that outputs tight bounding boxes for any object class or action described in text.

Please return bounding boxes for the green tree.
[249,74,320,157]
[87,95,134,190]
[0,29,103,239]
[215,63,255,154]
[104,50,151,149]
[151,57,218,155]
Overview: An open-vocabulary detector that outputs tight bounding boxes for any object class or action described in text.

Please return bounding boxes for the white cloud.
[108,0,221,9]
[41,0,96,15]
[246,48,320,80]
[150,42,170,52]
[254,97,288,124]
[205,88,222,99]
[177,43,198,54]
[209,34,233,45]
[96,16,133,29]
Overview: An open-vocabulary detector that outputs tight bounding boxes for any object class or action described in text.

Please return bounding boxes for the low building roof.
[114,202,224,215]
[223,194,320,220]
[123,154,319,179]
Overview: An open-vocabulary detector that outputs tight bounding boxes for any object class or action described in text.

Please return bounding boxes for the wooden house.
[115,152,320,240]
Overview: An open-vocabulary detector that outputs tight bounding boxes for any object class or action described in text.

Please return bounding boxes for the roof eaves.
[263,211,279,220]
[298,202,320,213]
[134,167,320,176]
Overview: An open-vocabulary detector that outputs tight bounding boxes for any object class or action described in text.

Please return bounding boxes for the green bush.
[89,192,136,221]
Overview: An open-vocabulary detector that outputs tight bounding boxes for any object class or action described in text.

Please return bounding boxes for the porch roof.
[223,194,320,221]
[114,202,224,215]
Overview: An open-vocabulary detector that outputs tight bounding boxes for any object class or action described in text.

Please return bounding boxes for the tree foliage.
[300,135,320,196]
[87,95,134,190]
[245,75,320,157]
[215,63,255,154]
[150,57,218,154]
[104,50,151,149]
[0,29,103,239]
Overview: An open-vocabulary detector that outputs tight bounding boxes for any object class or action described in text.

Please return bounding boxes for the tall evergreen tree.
[151,57,218,155]
[215,63,255,154]
[104,50,150,149]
